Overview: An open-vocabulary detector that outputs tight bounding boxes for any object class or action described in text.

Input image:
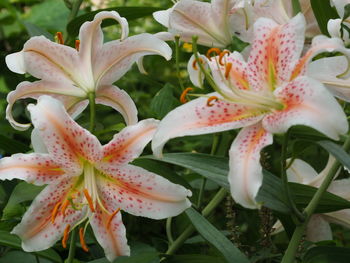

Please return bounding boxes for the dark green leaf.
[343,3,350,20]
[22,21,54,40]
[318,140,350,170]
[150,84,177,119]
[67,6,161,37]
[311,0,338,35]
[0,135,30,154]
[185,208,249,263]
[164,254,226,263]
[303,246,350,263]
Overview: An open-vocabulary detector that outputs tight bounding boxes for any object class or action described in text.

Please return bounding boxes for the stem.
[175,36,185,91]
[166,217,174,244]
[88,92,96,132]
[165,188,227,255]
[281,135,350,263]
[66,228,77,263]
[281,131,305,222]
[292,0,302,15]
[65,0,83,44]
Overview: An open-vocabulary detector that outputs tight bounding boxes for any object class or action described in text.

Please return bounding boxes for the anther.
[206,48,221,60]
[192,57,203,70]
[61,199,70,217]
[180,87,193,104]
[107,208,121,229]
[225,62,233,79]
[62,224,71,249]
[219,50,230,66]
[55,32,64,45]
[79,227,89,252]
[83,189,95,213]
[75,40,80,51]
[207,96,219,107]
[51,202,61,223]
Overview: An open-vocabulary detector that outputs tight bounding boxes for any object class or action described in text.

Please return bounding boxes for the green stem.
[166,217,174,244]
[281,131,305,222]
[175,36,185,91]
[281,135,350,263]
[65,0,83,44]
[66,228,77,263]
[165,188,227,255]
[88,92,96,133]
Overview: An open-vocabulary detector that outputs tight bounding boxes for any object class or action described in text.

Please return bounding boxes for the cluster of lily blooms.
[2,0,350,261]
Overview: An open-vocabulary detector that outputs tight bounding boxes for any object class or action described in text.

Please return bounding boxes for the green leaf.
[22,21,53,40]
[2,182,44,220]
[317,140,350,171]
[163,254,226,263]
[303,246,350,263]
[150,84,178,119]
[142,153,230,189]
[0,135,30,154]
[185,208,249,263]
[311,0,338,35]
[0,231,62,263]
[67,6,161,37]
[343,3,350,20]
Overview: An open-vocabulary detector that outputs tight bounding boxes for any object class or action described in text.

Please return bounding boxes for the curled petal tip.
[5,52,26,74]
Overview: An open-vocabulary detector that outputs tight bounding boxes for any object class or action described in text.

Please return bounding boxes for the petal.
[229,123,273,209]
[5,51,26,74]
[327,178,350,200]
[328,19,342,39]
[252,0,291,25]
[28,96,102,172]
[95,85,138,125]
[96,164,192,219]
[31,129,48,153]
[90,203,130,261]
[98,119,158,166]
[324,209,350,229]
[262,76,348,140]
[331,0,348,17]
[6,80,86,131]
[153,7,173,27]
[0,153,65,185]
[187,54,208,88]
[93,33,172,86]
[151,93,263,157]
[286,158,318,184]
[11,176,86,252]
[247,14,305,91]
[306,215,333,242]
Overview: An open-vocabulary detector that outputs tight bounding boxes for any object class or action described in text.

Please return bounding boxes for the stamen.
[180,87,193,104]
[55,32,64,45]
[107,208,121,229]
[75,40,80,51]
[51,202,61,223]
[207,96,219,107]
[79,227,89,252]
[83,189,95,213]
[219,50,230,66]
[62,224,70,249]
[225,63,233,79]
[206,48,221,60]
[61,199,70,217]
[192,57,203,70]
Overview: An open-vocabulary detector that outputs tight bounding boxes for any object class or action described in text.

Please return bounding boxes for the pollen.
[55,32,64,45]
[192,57,203,70]
[75,40,80,51]
[206,48,221,60]
[51,201,61,223]
[225,62,233,79]
[180,87,193,104]
[62,224,71,249]
[79,227,89,252]
[207,96,218,107]
[219,50,230,66]
[106,208,121,229]
[83,189,95,213]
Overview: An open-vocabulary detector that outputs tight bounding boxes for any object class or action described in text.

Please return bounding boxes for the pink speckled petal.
[93,33,171,86]
[11,176,86,252]
[98,119,158,167]
[306,215,332,242]
[229,123,273,209]
[28,96,102,171]
[0,153,66,185]
[97,164,192,219]
[247,14,305,91]
[6,80,86,131]
[95,85,138,125]
[151,93,263,157]
[90,203,130,261]
[262,76,348,140]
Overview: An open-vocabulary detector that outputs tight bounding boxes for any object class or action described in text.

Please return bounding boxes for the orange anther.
[207,96,219,107]
[219,50,230,66]
[180,87,193,104]
[225,62,233,79]
[192,57,204,70]
[75,40,80,51]
[62,224,71,249]
[83,189,95,212]
[51,201,61,223]
[55,32,64,45]
[107,208,121,229]
[206,48,221,59]
[79,227,89,252]
[61,199,70,217]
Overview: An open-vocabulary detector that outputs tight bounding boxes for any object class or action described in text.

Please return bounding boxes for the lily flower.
[152,14,348,209]
[328,0,350,44]
[274,158,350,242]
[5,11,172,130]
[0,95,191,262]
